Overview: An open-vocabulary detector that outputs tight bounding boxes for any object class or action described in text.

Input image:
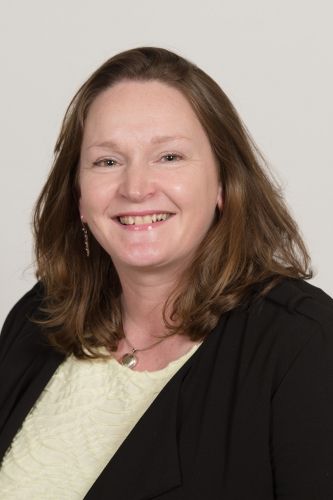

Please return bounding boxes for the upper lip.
[113,210,175,218]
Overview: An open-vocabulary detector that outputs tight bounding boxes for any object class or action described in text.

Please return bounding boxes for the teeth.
[119,213,171,225]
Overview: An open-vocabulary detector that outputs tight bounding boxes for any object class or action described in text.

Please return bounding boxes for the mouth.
[116,213,174,226]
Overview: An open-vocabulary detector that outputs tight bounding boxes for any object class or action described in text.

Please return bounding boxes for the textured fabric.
[0,344,200,499]
[1,279,333,499]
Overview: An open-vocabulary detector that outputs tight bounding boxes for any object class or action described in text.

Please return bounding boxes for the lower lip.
[114,216,174,231]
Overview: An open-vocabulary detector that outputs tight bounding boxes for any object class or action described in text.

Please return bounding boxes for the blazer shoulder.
[245,279,333,394]
[264,278,333,329]
[0,282,45,359]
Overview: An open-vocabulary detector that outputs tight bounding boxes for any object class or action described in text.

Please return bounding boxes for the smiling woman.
[79,80,222,274]
[0,47,333,499]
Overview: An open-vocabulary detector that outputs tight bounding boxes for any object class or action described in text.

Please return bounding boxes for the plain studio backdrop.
[0,0,332,327]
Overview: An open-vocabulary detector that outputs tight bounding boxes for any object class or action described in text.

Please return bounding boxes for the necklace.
[120,335,167,369]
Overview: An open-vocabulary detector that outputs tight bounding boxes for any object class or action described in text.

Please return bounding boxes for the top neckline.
[91,341,203,378]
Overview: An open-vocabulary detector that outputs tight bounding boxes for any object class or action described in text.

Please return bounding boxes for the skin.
[79,80,222,370]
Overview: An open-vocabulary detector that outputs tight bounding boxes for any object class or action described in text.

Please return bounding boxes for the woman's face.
[79,80,222,275]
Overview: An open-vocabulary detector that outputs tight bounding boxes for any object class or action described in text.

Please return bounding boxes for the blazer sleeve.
[271,310,333,499]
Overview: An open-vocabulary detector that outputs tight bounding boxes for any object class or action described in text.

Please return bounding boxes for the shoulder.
[245,278,333,391]
[263,279,333,375]
[249,278,333,334]
[262,278,333,323]
[258,278,333,352]
[0,282,46,361]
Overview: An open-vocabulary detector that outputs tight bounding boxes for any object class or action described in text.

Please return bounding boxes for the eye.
[93,158,118,168]
[160,153,183,162]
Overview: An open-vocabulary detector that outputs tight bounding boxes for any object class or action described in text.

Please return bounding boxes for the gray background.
[1,0,332,327]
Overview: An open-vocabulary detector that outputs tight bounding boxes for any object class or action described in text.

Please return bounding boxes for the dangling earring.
[80,216,90,257]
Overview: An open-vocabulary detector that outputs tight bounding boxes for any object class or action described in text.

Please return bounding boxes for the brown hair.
[33,47,312,358]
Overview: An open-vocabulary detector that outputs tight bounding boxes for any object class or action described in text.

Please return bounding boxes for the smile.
[118,213,173,226]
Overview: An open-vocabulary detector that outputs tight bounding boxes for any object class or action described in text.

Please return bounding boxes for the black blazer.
[1,279,333,499]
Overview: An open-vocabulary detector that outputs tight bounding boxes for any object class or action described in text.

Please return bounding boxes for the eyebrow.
[87,135,191,150]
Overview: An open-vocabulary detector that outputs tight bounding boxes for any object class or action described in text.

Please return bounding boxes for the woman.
[0,47,332,499]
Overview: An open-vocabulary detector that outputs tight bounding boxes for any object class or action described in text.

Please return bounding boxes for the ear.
[216,183,223,212]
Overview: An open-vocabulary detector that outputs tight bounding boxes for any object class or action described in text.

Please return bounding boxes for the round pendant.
[121,352,138,369]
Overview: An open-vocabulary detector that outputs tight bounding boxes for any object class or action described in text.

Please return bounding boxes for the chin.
[117,250,193,274]
[122,257,169,270]
[110,249,164,268]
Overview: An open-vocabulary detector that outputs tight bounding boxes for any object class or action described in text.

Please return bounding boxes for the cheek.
[79,176,112,213]
[171,171,219,210]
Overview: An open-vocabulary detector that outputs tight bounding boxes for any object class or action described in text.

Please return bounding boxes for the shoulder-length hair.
[33,47,312,358]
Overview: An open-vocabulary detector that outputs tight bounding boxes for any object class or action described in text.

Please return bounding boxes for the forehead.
[82,80,206,144]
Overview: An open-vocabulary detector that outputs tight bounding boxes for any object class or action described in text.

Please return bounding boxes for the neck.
[116,267,182,346]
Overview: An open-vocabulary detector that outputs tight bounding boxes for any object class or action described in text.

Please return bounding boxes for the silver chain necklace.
[120,335,167,369]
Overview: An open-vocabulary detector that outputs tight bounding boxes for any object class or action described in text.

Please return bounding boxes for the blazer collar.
[84,318,226,499]
[0,345,64,462]
[84,358,194,499]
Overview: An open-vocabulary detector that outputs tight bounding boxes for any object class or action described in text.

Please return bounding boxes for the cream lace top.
[0,343,201,500]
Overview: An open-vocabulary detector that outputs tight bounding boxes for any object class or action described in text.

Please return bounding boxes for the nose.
[118,160,155,202]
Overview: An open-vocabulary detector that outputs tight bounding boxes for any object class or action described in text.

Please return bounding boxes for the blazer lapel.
[84,359,194,500]
[0,345,64,462]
